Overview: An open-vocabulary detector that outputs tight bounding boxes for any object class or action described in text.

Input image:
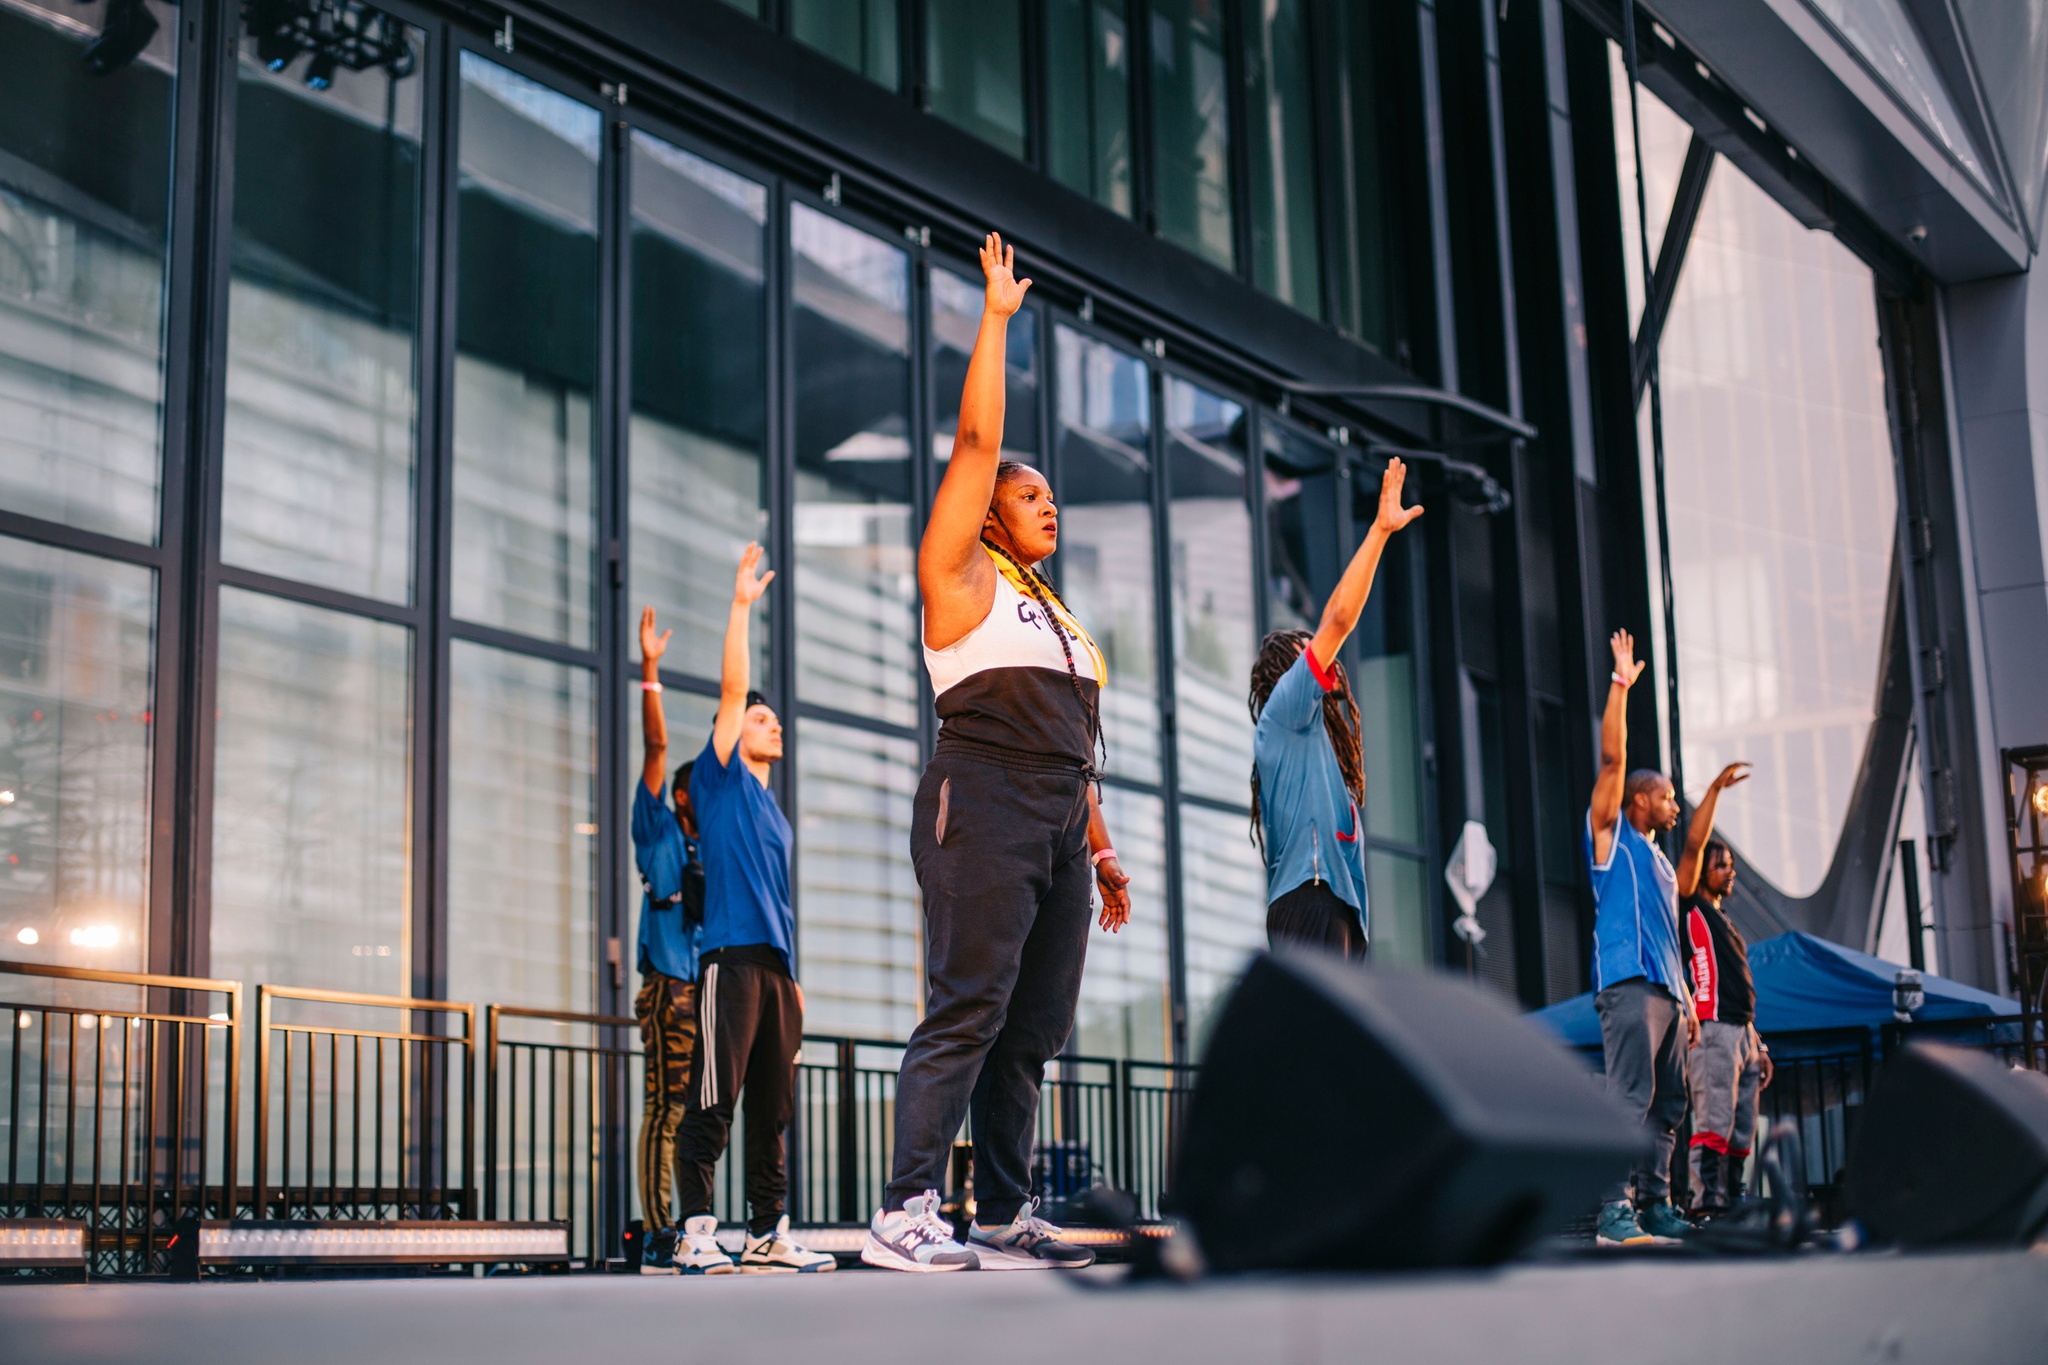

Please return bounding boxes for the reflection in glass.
[1054,327,1157,783]
[1261,421,1338,636]
[1330,0,1411,359]
[796,720,921,1040]
[211,589,410,994]
[1366,849,1429,969]
[447,642,595,1012]
[220,22,422,603]
[1807,0,1990,192]
[925,0,1025,158]
[1149,0,1234,270]
[630,134,770,684]
[791,0,900,91]
[930,268,1039,488]
[1165,379,1253,804]
[791,204,917,728]
[452,54,599,647]
[1608,47,1697,331]
[1075,786,1170,1061]
[1655,162,1895,896]
[0,537,153,972]
[1953,0,2048,229]
[1244,0,1322,317]
[0,1,178,543]
[1179,802,1264,1051]
[1044,0,1133,216]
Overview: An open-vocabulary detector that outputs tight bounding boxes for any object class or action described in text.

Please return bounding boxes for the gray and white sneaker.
[862,1191,980,1272]
[741,1216,836,1273]
[967,1198,1095,1270]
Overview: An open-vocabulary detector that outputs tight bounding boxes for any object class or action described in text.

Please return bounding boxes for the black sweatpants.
[1266,879,1367,960]
[673,948,802,1237]
[884,741,1094,1225]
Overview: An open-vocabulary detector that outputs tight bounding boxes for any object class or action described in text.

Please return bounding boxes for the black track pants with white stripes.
[673,950,802,1237]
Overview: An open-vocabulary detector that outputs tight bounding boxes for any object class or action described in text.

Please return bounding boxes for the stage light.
[173,1220,570,1274]
[0,1220,87,1269]
[82,0,160,76]
[2031,782,2048,818]
[15,927,36,945]
[67,925,120,949]
[1,789,16,803]
[304,53,338,90]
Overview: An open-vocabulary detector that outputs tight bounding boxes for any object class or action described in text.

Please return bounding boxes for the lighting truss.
[244,0,416,86]
[170,1219,570,1276]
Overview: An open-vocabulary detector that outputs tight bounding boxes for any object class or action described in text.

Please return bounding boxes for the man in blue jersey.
[671,544,833,1274]
[630,607,705,1274]
[1587,629,1748,1245]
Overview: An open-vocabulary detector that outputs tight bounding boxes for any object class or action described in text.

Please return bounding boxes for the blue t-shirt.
[1585,810,1685,995]
[688,733,796,973]
[631,779,700,981]
[1253,651,1367,927]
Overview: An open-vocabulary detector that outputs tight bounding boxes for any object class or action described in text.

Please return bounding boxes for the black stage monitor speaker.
[1175,950,1642,1272]
[1846,1041,2048,1247]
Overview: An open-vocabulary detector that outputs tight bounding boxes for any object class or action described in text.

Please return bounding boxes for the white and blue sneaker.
[638,1225,681,1275]
[861,1191,981,1272]
[967,1197,1095,1270]
[679,1214,738,1274]
[740,1216,837,1273]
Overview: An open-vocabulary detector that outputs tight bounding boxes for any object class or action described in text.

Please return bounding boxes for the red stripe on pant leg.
[1728,1147,1751,1158]
[1689,1131,1730,1152]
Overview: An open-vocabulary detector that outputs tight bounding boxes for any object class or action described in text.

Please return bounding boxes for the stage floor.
[5,1247,2045,1364]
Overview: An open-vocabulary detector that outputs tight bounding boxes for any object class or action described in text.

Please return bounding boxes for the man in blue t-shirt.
[1249,457,1422,958]
[629,607,704,1274]
[1587,628,1749,1247]
[671,544,832,1275]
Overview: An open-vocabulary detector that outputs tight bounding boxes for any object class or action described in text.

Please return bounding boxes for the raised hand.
[733,541,774,607]
[980,232,1032,318]
[639,605,671,666]
[1610,629,1646,688]
[1710,761,1753,791]
[1374,457,1425,535]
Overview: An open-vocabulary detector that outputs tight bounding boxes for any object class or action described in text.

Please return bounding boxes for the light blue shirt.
[1254,653,1367,925]
[1585,810,1685,995]
[630,780,700,981]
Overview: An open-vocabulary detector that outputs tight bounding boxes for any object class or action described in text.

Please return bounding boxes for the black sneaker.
[967,1198,1096,1270]
[640,1225,681,1275]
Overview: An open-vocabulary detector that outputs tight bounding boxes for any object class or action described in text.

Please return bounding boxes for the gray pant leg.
[1597,978,1683,1203]
[1731,1027,1762,1159]
[1686,1020,1744,1194]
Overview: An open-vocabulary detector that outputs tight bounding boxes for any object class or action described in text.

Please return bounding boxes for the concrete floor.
[4,1248,2046,1364]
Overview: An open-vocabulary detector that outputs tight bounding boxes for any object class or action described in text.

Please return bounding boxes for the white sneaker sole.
[638,1263,681,1276]
[680,1260,739,1275]
[740,1259,836,1273]
[860,1235,979,1273]
[964,1243,1064,1270]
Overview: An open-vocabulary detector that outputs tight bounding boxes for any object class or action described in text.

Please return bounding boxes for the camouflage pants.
[635,970,697,1230]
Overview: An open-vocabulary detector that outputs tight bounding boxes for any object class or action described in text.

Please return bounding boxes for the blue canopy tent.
[1531,931,2018,1050]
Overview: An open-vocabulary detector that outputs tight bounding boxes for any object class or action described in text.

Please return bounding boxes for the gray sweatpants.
[1596,977,1688,1203]
[1687,1019,1762,1194]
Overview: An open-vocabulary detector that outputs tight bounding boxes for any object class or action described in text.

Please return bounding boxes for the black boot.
[1725,1150,1748,1205]
[1696,1148,1731,1217]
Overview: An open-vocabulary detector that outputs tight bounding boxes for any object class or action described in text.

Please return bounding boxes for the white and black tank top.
[923,548,1107,766]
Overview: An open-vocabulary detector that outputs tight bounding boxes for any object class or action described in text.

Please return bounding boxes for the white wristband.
[1611,672,1631,687]
[1091,847,1117,867]
[639,680,663,693]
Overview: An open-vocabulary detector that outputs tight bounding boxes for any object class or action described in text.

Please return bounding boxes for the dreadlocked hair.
[982,476,1105,778]
[1247,629,1365,854]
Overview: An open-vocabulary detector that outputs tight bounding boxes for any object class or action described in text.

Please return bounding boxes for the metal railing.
[1,962,241,1274]
[253,986,474,1223]
[483,1006,637,1266]
[1885,1011,2048,1072]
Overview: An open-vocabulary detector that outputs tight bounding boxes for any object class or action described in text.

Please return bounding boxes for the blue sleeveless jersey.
[1584,811,1684,995]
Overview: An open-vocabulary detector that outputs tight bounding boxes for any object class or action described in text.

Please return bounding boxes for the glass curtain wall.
[924,0,1027,160]
[1149,0,1235,270]
[791,0,901,91]
[930,266,1040,485]
[445,55,603,1010]
[0,1,176,973]
[1650,153,1897,896]
[208,15,425,996]
[1329,0,1411,360]
[791,202,922,1038]
[1043,0,1134,217]
[1243,0,1322,317]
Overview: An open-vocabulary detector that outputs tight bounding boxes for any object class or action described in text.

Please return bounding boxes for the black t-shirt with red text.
[1685,895,1755,1026]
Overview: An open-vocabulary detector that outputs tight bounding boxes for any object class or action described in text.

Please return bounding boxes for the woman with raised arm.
[863,233,1126,1275]
[1248,458,1423,958]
